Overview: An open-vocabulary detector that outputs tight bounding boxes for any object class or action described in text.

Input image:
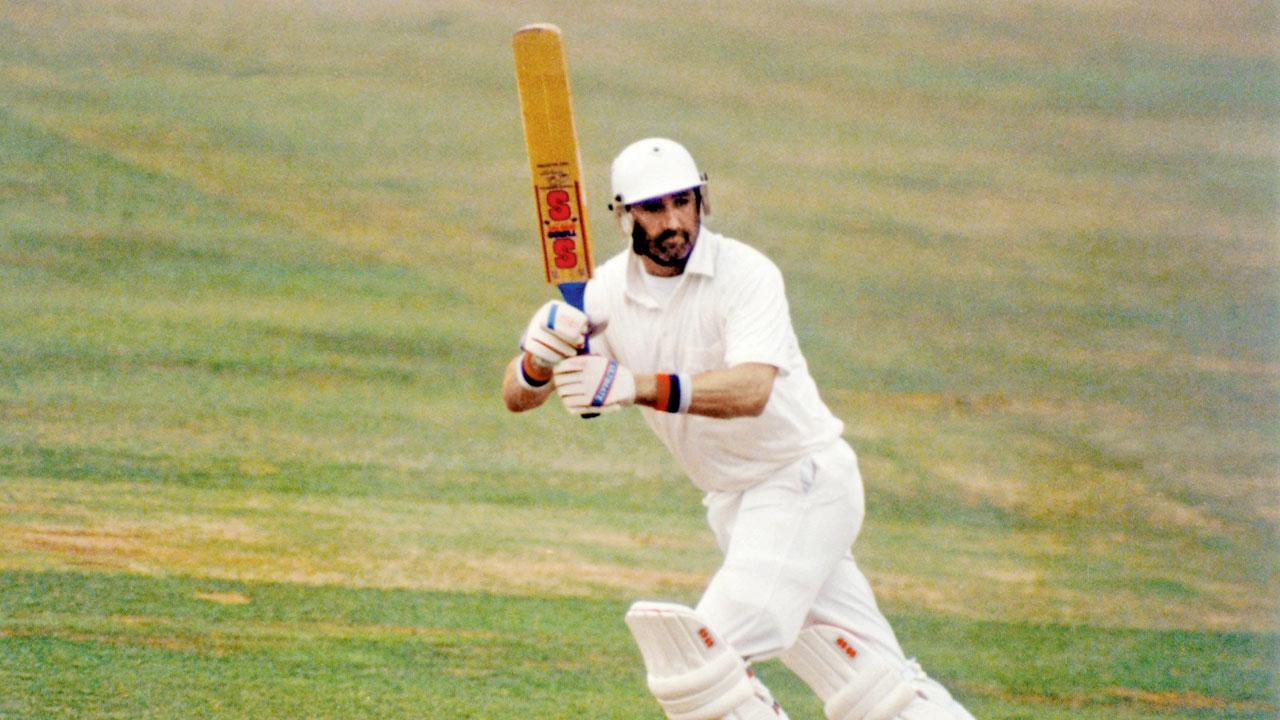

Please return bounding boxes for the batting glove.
[553,354,635,415]
[521,300,590,374]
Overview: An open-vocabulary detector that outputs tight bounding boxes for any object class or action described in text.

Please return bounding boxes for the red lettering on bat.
[546,189,572,221]
[552,237,578,268]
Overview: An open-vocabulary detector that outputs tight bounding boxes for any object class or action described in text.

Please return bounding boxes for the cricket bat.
[512,23,594,314]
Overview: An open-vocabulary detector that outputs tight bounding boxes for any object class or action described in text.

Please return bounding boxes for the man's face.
[629,189,700,275]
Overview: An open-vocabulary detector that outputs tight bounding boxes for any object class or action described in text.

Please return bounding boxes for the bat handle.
[558,282,599,419]
[578,341,598,418]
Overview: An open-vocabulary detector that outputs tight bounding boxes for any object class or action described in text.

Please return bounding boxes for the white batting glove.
[553,355,636,415]
[520,300,590,373]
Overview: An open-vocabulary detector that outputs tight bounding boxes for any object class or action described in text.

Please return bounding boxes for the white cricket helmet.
[609,138,707,209]
[609,138,709,236]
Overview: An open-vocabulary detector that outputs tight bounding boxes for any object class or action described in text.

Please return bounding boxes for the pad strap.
[649,650,754,719]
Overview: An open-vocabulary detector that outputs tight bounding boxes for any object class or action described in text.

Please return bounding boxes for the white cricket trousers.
[694,439,906,663]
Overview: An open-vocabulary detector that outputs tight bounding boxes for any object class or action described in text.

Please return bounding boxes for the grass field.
[1,0,1277,718]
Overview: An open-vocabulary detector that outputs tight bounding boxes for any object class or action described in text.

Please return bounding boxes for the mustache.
[653,229,686,245]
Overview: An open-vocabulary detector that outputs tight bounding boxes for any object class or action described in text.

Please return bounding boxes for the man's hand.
[554,355,636,415]
[521,300,590,375]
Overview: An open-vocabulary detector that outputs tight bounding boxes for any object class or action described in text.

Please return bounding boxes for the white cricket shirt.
[584,228,845,493]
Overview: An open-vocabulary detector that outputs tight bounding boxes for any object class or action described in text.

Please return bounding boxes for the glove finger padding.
[554,355,636,415]
[522,329,578,364]
[521,300,589,366]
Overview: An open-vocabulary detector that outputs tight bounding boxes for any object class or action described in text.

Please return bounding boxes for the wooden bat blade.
[512,23,593,306]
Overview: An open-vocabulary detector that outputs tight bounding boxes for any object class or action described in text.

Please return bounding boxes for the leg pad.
[626,601,782,720]
[780,625,917,720]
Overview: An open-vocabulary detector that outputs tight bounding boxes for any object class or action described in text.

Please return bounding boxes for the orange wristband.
[654,374,672,412]
[653,373,691,413]
[519,353,552,387]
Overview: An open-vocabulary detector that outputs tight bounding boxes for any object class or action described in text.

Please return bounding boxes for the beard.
[632,225,694,270]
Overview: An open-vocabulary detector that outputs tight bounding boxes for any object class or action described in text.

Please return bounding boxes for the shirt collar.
[684,226,717,278]
[625,227,718,308]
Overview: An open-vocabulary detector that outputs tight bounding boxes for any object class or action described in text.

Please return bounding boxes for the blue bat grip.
[557,281,597,418]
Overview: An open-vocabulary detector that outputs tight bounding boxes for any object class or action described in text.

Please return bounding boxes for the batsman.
[503,138,976,720]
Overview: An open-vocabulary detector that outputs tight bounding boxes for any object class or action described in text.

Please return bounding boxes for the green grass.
[1,0,1277,717]
[3,571,1275,719]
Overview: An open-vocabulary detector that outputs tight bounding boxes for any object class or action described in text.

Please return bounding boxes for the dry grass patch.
[0,477,716,601]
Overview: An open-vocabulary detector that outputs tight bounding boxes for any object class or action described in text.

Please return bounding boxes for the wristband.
[516,353,552,390]
[653,373,692,414]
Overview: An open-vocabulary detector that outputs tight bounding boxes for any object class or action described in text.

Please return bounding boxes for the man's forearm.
[634,362,776,419]
[502,355,555,412]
